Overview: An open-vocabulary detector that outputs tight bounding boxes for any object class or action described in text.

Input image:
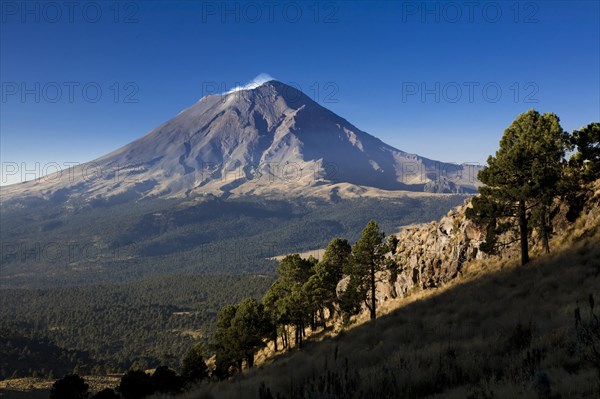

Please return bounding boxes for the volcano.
[1,80,479,205]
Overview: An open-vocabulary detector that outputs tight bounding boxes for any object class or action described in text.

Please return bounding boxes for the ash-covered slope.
[1,80,479,205]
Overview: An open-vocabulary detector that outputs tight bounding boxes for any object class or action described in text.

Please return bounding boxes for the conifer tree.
[348,220,388,320]
[467,110,568,264]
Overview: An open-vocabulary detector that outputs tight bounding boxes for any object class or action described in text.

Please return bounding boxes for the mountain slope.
[184,182,600,399]
[1,81,479,206]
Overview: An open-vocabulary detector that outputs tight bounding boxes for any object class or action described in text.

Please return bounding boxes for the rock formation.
[338,179,600,308]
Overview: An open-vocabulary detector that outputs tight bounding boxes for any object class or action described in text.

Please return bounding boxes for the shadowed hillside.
[178,188,600,399]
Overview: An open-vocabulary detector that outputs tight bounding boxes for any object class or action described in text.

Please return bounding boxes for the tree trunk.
[282,328,288,348]
[302,321,306,338]
[519,200,529,265]
[297,322,303,349]
[246,353,254,368]
[328,304,336,321]
[273,325,278,352]
[541,208,550,254]
[370,262,376,319]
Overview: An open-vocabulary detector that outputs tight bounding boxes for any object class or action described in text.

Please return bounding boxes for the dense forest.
[0,329,94,380]
[0,196,466,287]
[0,274,273,378]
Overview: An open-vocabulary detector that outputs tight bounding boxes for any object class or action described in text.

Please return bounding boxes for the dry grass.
[176,215,600,399]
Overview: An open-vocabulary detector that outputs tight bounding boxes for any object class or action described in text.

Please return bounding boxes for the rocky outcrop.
[335,201,490,306]
[390,179,600,299]
[392,202,488,297]
[337,179,600,310]
[332,179,600,319]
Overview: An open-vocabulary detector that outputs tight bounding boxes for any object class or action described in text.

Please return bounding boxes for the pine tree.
[274,254,317,348]
[262,279,288,351]
[570,122,600,183]
[180,343,208,383]
[303,238,351,326]
[230,298,271,368]
[561,122,600,220]
[117,370,153,399]
[211,304,239,377]
[466,110,569,264]
[349,220,388,320]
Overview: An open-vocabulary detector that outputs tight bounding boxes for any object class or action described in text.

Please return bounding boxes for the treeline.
[209,221,398,378]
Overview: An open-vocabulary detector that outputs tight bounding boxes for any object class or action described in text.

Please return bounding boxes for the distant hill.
[0,329,93,380]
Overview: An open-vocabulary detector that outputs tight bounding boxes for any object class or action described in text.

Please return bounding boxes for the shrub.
[117,369,154,399]
[50,374,89,399]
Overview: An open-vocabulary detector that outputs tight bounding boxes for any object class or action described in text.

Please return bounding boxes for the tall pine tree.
[348,220,388,320]
[466,110,568,264]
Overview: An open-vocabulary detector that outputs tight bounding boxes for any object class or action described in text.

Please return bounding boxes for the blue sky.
[1,0,599,185]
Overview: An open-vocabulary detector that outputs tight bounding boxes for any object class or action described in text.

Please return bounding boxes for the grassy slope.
[5,231,597,399]
[182,211,600,398]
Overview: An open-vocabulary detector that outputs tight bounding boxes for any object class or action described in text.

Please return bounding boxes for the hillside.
[0,329,93,380]
[180,181,600,399]
[2,184,597,399]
